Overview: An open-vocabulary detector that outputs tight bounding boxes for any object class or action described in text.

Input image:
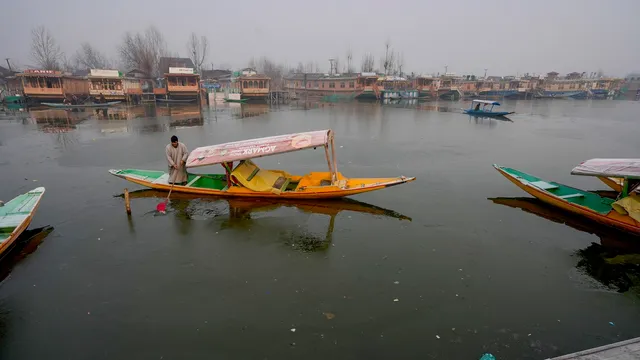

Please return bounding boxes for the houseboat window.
[249,81,254,88]
[322,82,325,88]
[569,84,575,89]
[499,83,505,89]
[259,81,264,88]
[340,82,345,88]
[315,82,319,88]
[243,81,248,88]
[349,82,355,88]
[559,84,565,90]
[329,82,335,88]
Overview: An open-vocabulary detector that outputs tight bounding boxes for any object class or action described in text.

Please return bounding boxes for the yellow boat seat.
[231,160,291,194]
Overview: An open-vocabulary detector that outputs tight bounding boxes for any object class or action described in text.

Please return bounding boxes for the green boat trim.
[0,187,46,244]
[495,165,615,215]
[224,98,248,103]
[112,169,229,190]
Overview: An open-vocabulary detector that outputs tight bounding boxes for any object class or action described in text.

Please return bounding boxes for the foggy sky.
[2,0,638,77]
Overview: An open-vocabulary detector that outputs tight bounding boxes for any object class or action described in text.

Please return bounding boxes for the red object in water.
[156,200,168,213]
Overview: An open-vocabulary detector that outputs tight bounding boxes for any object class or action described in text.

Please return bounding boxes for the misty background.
[1,0,638,76]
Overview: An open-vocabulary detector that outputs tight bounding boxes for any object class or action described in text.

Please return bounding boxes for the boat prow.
[0,187,46,256]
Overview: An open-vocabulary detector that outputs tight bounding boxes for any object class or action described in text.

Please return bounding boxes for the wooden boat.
[42,101,121,109]
[224,98,248,103]
[110,129,415,199]
[494,161,640,234]
[464,100,514,117]
[0,187,46,257]
[156,98,195,104]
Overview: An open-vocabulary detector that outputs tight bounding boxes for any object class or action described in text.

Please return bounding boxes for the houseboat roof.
[472,100,501,105]
[571,159,640,179]
[164,72,200,77]
[186,129,332,168]
[18,70,63,77]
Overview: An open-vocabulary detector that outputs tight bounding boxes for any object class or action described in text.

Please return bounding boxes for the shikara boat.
[224,98,247,103]
[110,129,415,199]
[156,98,196,104]
[464,100,514,117]
[42,101,121,109]
[0,187,46,257]
[494,160,640,234]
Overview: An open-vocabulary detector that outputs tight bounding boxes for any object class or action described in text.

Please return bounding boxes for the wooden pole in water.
[330,135,338,184]
[124,188,131,215]
[324,144,333,175]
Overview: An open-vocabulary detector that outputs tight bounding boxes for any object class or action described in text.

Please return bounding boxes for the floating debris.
[609,322,615,326]
[323,312,335,320]
[393,298,399,302]
[393,281,400,285]
[290,328,296,332]
[436,335,440,339]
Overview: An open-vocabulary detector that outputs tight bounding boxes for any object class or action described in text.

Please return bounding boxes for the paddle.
[156,167,177,214]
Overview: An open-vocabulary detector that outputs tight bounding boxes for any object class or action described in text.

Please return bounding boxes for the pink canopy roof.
[186,129,332,168]
[571,158,640,179]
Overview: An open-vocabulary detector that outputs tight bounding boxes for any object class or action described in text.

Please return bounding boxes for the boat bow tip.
[29,187,46,193]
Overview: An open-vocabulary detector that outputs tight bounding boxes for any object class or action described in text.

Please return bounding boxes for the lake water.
[1,100,640,359]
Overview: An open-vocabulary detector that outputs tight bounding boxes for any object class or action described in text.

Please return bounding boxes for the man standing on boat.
[166,135,188,185]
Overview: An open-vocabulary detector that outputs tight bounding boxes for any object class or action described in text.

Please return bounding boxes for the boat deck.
[549,337,640,359]
[499,166,615,214]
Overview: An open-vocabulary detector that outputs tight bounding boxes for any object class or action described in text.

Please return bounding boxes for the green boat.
[41,101,121,109]
[0,187,46,257]
[224,98,247,103]
[3,95,26,104]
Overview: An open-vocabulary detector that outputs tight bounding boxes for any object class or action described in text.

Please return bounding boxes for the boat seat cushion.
[231,161,291,193]
[232,160,260,183]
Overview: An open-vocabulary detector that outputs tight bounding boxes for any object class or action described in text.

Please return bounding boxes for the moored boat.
[464,100,514,117]
[110,129,415,199]
[42,101,121,109]
[0,187,46,257]
[493,161,640,234]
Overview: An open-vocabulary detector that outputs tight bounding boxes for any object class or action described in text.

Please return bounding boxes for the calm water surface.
[0,100,640,359]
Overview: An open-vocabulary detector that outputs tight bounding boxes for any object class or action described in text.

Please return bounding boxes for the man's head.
[171,135,178,148]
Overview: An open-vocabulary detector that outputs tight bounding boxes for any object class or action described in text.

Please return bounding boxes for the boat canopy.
[571,159,640,179]
[472,99,501,105]
[186,129,332,168]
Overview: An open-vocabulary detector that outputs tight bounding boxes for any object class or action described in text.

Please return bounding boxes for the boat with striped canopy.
[110,129,415,199]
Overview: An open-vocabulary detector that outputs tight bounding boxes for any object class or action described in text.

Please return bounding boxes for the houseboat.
[378,76,418,100]
[18,69,89,103]
[413,76,438,99]
[353,73,381,100]
[284,73,360,99]
[538,79,588,99]
[162,67,201,102]
[437,75,464,100]
[237,69,270,101]
[88,69,124,101]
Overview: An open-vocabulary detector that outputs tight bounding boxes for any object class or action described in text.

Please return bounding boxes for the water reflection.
[224,103,270,119]
[29,109,91,132]
[0,226,54,283]
[122,190,411,252]
[93,105,205,134]
[490,197,640,294]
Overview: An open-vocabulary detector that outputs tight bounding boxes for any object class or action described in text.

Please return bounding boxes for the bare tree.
[346,48,353,73]
[305,61,314,73]
[397,52,405,77]
[219,63,232,70]
[382,39,397,75]
[119,26,168,77]
[361,53,375,72]
[30,26,63,70]
[74,43,111,70]
[187,32,208,73]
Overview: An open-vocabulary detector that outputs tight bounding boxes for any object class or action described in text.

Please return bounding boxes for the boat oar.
[156,169,176,214]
